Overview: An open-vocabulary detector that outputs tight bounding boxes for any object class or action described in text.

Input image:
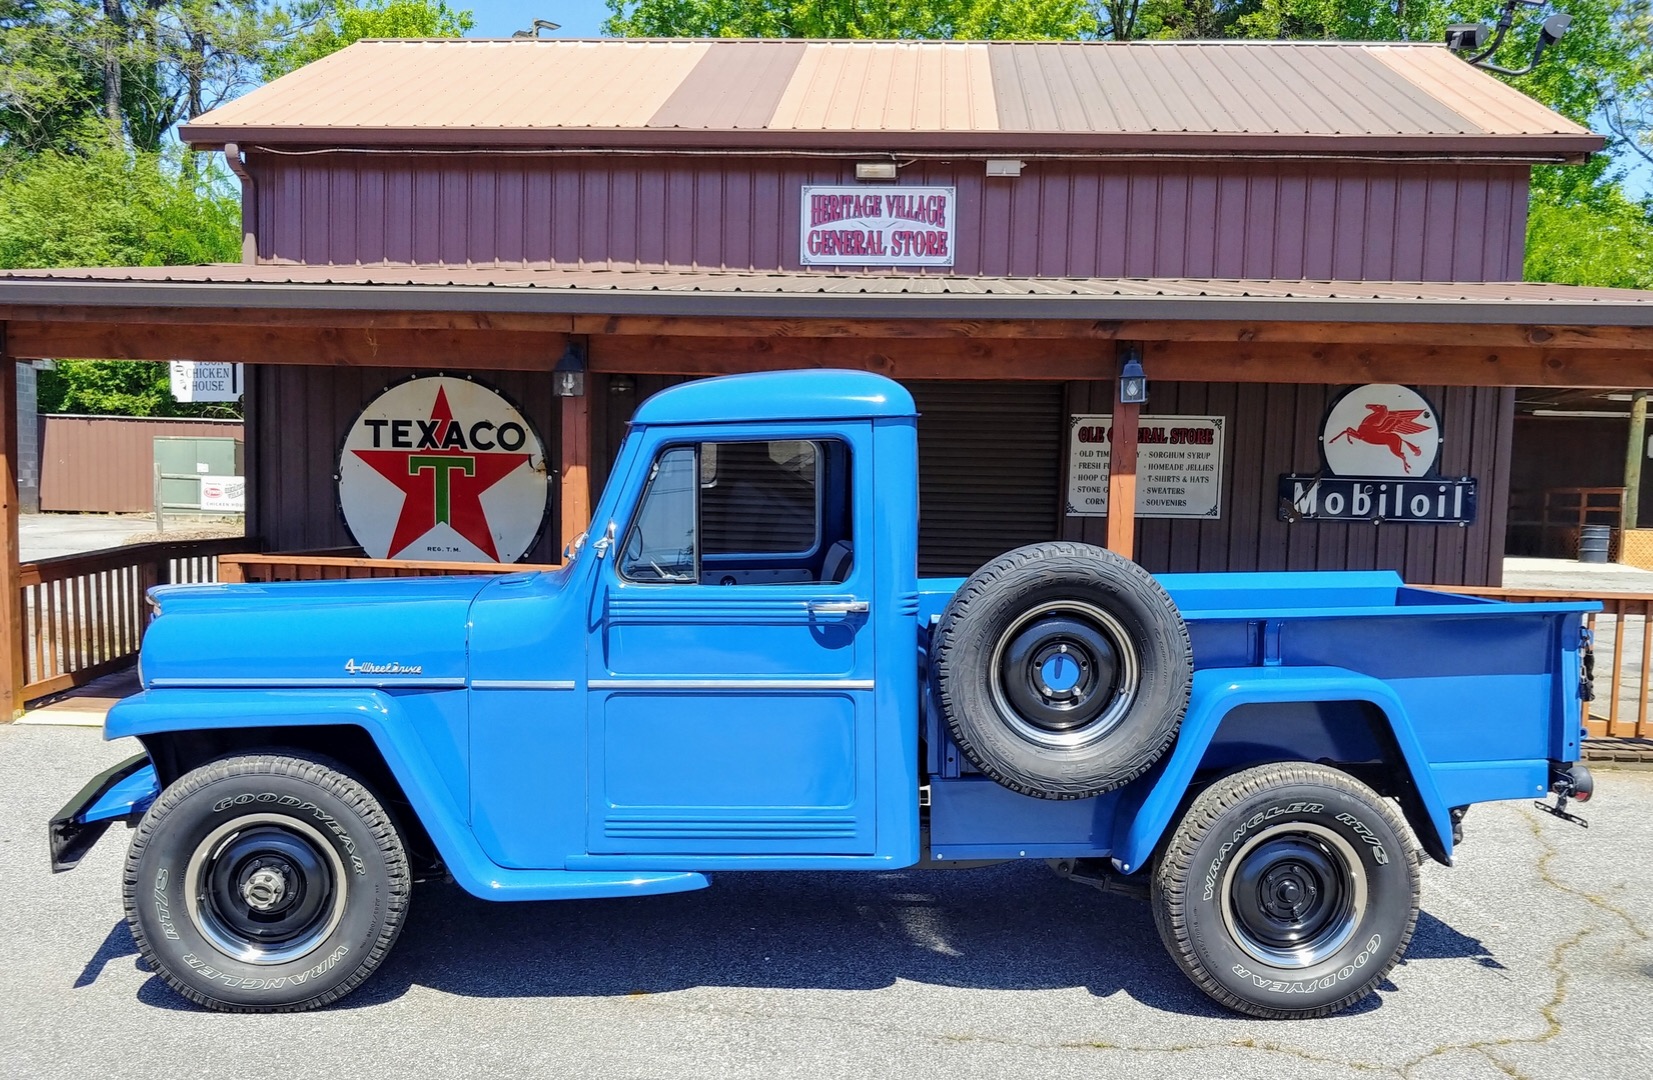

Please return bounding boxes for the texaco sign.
[337,376,548,562]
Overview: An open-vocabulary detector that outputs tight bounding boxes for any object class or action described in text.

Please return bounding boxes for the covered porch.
[3,263,1653,731]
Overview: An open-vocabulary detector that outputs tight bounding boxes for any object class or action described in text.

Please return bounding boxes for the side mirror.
[591,522,617,559]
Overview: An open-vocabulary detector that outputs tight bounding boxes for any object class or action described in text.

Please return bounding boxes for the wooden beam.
[0,331,22,719]
[559,388,591,553]
[4,305,1653,353]
[590,335,1109,380]
[11,317,1653,388]
[1107,396,1139,559]
[577,315,1653,351]
[1112,320,1653,353]
[1,304,576,334]
[4,322,567,370]
[1144,340,1653,389]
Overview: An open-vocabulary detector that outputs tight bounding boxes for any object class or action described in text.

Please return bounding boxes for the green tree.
[0,122,242,416]
[266,0,473,78]
[1526,159,1653,288]
[604,0,1094,38]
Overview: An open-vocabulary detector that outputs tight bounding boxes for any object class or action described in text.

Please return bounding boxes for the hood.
[140,575,502,688]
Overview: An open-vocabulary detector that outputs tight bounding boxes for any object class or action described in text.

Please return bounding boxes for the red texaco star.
[353,388,531,561]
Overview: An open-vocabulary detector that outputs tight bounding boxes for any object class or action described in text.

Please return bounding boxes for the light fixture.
[985,159,1024,178]
[1444,23,1491,52]
[553,340,586,397]
[512,19,560,37]
[1446,0,1571,76]
[855,161,898,181]
[1118,345,1147,405]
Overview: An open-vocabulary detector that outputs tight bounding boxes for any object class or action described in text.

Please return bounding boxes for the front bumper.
[48,754,160,872]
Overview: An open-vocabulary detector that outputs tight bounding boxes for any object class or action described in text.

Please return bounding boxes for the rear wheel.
[1151,762,1420,1018]
[123,752,410,1012]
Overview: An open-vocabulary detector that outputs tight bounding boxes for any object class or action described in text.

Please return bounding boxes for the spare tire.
[931,542,1191,799]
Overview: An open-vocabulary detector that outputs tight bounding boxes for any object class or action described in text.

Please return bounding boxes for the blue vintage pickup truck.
[51,370,1596,1018]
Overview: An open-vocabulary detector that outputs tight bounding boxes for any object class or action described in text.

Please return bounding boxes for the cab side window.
[620,438,853,585]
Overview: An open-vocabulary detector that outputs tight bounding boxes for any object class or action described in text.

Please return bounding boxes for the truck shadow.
[316,862,1493,1016]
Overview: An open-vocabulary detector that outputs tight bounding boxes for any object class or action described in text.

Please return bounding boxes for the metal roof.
[179,39,1600,159]
[2,265,1650,325]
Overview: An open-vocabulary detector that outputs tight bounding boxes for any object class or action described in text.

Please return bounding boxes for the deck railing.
[1433,586,1653,739]
[19,538,249,702]
[218,551,560,583]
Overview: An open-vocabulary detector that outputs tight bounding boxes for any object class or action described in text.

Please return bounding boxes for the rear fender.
[1110,666,1453,874]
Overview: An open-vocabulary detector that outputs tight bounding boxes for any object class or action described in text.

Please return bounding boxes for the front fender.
[1110,666,1453,874]
[105,689,708,902]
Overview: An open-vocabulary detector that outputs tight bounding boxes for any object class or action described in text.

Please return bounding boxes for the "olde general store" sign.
[1066,415,1226,518]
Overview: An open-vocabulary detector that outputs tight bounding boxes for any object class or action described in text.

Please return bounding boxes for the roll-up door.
[907,381,1064,576]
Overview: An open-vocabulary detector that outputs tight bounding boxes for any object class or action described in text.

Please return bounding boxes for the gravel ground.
[4,724,1652,1080]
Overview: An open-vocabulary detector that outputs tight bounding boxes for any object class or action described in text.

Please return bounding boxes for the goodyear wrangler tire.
[1151,762,1421,1019]
[931,542,1191,799]
[122,753,410,1012]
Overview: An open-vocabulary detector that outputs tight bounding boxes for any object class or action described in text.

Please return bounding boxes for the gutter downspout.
[223,143,256,264]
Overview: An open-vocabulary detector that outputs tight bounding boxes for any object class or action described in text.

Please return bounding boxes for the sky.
[462,0,613,37]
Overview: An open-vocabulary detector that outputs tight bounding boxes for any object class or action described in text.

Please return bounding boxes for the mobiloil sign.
[1279,384,1477,526]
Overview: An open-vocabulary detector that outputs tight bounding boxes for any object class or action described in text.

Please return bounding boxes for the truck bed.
[917,570,1595,864]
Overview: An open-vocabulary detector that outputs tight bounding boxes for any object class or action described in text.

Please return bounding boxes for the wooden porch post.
[1625,390,1647,531]
[0,328,23,718]
[559,384,592,555]
[1106,344,1141,560]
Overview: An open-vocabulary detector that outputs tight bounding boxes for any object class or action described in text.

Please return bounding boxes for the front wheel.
[122,753,410,1012]
[1151,762,1420,1019]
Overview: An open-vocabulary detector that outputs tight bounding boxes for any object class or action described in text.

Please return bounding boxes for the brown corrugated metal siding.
[38,415,245,513]
[247,155,1529,281]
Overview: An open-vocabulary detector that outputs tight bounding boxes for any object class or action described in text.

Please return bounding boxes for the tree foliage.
[1,0,471,416]
[604,0,1093,38]
[265,0,473,79]
[0,123,239,266]
[1526,160,1653,288]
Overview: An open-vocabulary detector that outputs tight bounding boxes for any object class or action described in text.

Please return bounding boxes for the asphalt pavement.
[4,724,1652,1080]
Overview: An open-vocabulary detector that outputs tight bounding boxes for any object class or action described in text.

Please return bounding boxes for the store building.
[1,37,1651,713]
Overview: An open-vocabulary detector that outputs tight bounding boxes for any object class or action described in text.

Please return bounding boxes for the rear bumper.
[48,754,159,873]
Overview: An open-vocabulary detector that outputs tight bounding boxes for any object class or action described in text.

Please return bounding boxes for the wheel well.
[138,725,441,874]
[1193,700,1448,865]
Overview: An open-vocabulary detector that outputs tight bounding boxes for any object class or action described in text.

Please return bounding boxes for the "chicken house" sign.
[1279,384,1477,526]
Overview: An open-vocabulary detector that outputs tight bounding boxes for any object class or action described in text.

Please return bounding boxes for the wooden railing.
[19,538,250,702]
[219,551,560,583]
[1435,586,1653,739]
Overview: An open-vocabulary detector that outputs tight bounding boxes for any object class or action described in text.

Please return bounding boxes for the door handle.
[808,599,870,615]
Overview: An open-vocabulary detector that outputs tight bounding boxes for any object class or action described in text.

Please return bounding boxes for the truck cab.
[465,370,921,871]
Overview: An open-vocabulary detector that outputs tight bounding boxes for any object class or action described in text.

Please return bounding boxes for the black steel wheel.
[931,542,1191,799]
[1151,762,1421,1019]
[123,752,410,1012]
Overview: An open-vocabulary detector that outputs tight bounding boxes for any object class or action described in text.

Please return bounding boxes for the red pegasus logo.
[1330,404,1433,473]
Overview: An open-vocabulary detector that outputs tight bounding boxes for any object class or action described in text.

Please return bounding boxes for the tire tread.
[121,752,411,1013]
[1150,762,1420,1019]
